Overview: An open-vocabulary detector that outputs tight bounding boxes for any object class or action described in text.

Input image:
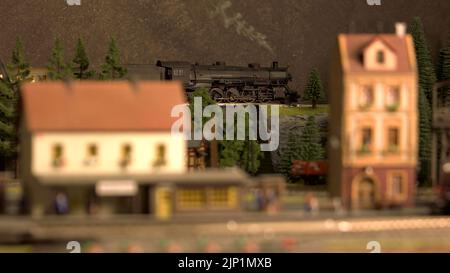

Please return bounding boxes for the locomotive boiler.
[156,60,298,103]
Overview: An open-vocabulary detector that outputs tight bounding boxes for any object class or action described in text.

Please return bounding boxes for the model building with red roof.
[328,23,418,210]
[19,81,187,216]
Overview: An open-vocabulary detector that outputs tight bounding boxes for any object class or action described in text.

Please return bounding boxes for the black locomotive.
[156,60,298,103]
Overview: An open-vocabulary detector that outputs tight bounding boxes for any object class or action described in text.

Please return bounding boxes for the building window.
[386,86,400,111]
[388,171,408,203]
[359,128,372,154]
[359,86,374,109]
[208,188,229,208]
[84,144,98,166]
[387,128,400,152]
[119,144,132,168]
[177,188,207,209]
[52,144,64,168]
[376,50,385,64]
[173,68,184,77]
[153,144,167,167]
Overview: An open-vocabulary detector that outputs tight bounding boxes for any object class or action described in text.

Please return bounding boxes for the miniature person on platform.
[55,192,69,215]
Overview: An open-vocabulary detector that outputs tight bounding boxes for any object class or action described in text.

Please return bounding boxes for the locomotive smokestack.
[272,61,279,69]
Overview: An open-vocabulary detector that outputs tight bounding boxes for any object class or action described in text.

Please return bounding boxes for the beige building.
[329,24,418,210]
[20,81,188,216]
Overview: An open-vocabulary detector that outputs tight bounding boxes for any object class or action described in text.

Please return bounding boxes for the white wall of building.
[31,132,186,177]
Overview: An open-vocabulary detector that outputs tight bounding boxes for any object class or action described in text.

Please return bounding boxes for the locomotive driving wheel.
[209,88,224,102]
[226,88,240,103]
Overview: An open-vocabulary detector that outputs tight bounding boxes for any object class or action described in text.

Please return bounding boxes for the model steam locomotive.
[156,60,298,103]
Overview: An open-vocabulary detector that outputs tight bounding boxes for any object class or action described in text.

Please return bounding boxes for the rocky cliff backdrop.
[0,0,449,92]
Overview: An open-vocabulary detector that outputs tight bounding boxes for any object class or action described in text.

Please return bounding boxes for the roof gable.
[362,38,398,71]
[338,34,415,73]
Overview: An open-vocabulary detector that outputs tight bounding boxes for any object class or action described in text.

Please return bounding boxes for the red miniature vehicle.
[291,160,328,177]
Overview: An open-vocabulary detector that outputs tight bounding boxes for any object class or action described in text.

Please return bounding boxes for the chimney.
[395,22,406,37]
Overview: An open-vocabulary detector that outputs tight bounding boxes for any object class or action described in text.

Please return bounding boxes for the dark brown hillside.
[0,0,449,93]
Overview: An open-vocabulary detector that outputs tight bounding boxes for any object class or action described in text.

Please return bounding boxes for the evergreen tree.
[8,37,30,87]
[73,38,94,80]
[238,115,262,175]
[303,69,326,109]
[218,120,263,174]
[297,115,324,161]
[409,17,437,105]
[219,140,245,168]
[0,81,17,158]
[437,28,450,106]
[279,116,324,180]
[100,37,127,80]
[188,87,216,127]
[418,87,432,184]
[279,131,300,178]
[0,38,31,168]
[188,87,262,174]
[47,37,72,80]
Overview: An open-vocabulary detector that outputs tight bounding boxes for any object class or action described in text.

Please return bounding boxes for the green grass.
[279,105,329,117]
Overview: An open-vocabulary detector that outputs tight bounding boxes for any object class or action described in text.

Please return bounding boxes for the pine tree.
[8,37,30,87]
[0,38,30,167]
[298,115,324,161]
[218,121,262,174]
[418,87,431,184]
[303,69,326,109]
[219,140,245,168]
[279,131,300,178]
[73,38,94,80]
[437,28,450,107]
[188,87,262,174]
[0,81,17,158]
[47,37,72,80]
[409,17,437,105]
[100,37,127,80]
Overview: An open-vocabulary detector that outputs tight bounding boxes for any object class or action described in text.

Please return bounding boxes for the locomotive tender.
[156,60,298,103]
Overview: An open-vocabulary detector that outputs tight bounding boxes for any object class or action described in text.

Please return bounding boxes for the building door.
[355,177,376,210]
[153,186,173,220]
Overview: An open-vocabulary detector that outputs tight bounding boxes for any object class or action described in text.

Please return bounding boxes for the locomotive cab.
[156,60,193,88]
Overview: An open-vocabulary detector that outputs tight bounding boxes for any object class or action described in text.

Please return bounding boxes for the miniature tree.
[47,37,72,80]
[188,88,263,174]
[418,86,432,184]
[239,116,262,175]
[188,87,217,126]
[100,37,127,80]
[437,28,450,107]
[0,38,31,170]
[303,68,326,109]
[298,115,324,161]
[409,17,437,105]
[279,131,300,179]
[8,37,30,87]
[219,140,245,168]
[219,117,262,174]
[0,81,17,159]
[73,38,95,80]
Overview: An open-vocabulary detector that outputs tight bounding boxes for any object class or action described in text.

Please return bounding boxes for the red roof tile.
[21,81,187,131]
